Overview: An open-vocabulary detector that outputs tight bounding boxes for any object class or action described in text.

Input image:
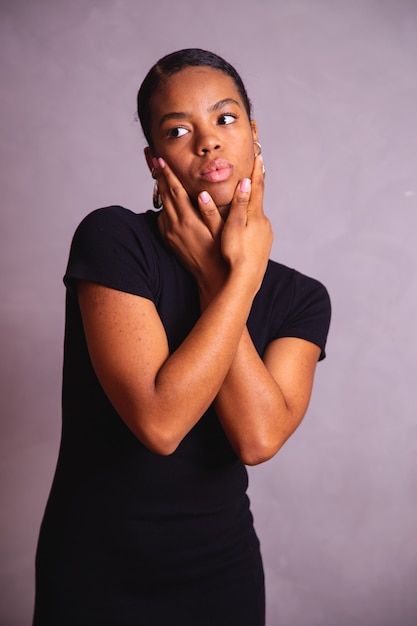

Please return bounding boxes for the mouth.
[199,158,233,183]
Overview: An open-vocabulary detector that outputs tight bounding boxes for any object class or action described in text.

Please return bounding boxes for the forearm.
[82,272,259,455]
[152,272,256,424]
[197,268,294,465]
[213,328,294,465]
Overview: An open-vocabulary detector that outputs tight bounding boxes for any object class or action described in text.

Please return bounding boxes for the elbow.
[140,431,180,456]
[134,423,182,456]
[234,422,297,465]
[240,448,280,466]
[145,440,179,456]
[237,439,284,466]
[119,404,185,456]
[239,413,304,465]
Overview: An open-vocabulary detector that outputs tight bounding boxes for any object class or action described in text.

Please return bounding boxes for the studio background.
[1,0,416,624]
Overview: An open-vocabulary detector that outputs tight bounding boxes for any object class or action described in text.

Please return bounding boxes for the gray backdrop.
[1,0,416,624]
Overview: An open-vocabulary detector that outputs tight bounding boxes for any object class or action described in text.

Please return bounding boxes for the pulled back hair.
[137,48,253,148]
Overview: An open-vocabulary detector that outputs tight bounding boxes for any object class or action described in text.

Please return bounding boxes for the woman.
[33,49,331,625]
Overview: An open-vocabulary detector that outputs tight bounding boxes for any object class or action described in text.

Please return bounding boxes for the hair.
[137,48,253,148]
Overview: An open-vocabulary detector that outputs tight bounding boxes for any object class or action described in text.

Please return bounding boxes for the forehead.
[151,66,243,112]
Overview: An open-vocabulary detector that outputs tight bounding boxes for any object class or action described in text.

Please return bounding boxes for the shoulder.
[264,259,330,310]
[69,206,162,263]
[64,207,163,297]
[73,206,158,241]
[260,259,331,359]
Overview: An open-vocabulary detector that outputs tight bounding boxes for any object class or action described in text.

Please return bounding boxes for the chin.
[210,188,234,211]
[216,201,231,219]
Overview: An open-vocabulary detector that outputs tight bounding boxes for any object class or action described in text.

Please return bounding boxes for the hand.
[221,154,273,294]
[153,157,228,293]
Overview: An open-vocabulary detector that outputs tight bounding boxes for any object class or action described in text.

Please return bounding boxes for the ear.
[250,119,259,142]
[144,146,155,174]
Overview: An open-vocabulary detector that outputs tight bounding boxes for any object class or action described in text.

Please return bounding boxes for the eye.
[167,126,189,139]
[218,113,237,125]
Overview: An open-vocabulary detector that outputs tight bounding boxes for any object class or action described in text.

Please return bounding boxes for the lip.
[199,159,233,183]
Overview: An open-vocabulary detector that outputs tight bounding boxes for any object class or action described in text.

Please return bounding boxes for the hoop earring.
[153,181,162,209]
[253,141,262,157]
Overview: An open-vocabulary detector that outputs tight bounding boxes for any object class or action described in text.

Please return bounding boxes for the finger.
[152,157,193,221]
[197,191,223,239]
[247,154,265,217]
[227,177,252,227]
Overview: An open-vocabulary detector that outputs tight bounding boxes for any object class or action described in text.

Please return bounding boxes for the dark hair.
[137,48,253,148]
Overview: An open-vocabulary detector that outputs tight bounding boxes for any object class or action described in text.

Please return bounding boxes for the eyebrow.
[158,98,242,127]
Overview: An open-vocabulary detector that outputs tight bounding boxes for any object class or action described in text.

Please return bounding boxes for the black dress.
[33,207,331,626]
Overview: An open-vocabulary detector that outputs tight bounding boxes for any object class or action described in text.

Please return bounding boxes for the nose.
[195,126,221,154]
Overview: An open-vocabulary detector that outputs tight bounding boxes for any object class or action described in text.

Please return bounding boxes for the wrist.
[197,263,228,309]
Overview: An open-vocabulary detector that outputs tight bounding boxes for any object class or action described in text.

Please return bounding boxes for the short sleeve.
[273,271,331,360]
[64,206,157,302]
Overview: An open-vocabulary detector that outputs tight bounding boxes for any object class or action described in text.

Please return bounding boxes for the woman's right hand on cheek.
[152,158,227,289]
[222,155,273,295]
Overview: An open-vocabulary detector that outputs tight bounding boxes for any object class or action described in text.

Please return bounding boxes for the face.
[146,66,258,215]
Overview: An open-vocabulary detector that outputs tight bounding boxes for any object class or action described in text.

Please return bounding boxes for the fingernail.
[240,178,251,192]
[152,157,159,169]
[199,191,210,204]
[158,157,166,168]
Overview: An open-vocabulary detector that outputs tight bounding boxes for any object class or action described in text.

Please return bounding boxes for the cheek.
[240,136,255,166]
[158,154,190,186]
[242,150,255,177]
[166,162,199,200]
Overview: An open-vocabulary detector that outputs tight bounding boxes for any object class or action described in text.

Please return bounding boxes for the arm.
[77,162,272,456]
[154,155,322,465]
[214,332,321,465]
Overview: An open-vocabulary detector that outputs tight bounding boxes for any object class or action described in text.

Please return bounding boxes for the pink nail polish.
[152,157,159,169]
[199,191,210,204]
[158,157,166,168]
[240,178,251,192]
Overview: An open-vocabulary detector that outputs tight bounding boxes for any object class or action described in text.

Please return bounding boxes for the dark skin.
[77,66,321,464]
